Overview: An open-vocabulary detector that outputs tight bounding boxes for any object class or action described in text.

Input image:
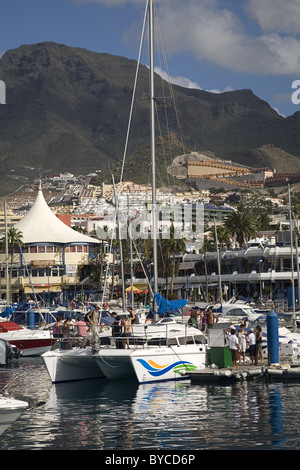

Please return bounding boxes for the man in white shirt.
[227,326,240,368]
[248,328,256,365]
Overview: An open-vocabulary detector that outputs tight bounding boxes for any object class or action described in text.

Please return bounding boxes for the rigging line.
[154,103,171,188]
[131,237,154,296]
[154,6,186,156]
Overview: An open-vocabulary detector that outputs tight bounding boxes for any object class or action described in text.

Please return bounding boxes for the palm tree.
[200,236,214,302]
[6,227,23,303]
[224,210,257,247]
[7,227,23,263]
[210,224,231,250]
[160,225,186,297]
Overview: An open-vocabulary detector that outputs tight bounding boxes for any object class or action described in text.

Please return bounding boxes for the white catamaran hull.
[95,344,207,383]
[42,347,104,383]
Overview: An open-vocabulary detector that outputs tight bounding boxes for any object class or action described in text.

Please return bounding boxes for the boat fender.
[267,368,283,375]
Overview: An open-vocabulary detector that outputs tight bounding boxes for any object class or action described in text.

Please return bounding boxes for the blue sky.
[1,0,300,117]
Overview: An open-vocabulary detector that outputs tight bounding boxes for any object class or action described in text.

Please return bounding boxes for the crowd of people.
[225,324,264,368]
[187,306,264,368]
[52,304,139,349]
[188,306,219,331]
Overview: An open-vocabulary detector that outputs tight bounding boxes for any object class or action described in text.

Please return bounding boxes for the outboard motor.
[0,339,21,365]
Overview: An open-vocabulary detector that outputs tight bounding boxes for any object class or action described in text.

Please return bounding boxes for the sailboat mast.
[149,0,158,297]
[288,185,296,326]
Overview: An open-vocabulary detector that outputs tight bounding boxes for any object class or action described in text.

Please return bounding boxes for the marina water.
[1,356,300,451]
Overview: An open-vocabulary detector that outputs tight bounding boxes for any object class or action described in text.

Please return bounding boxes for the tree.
[225,210,257,246]
[160,225,186,297]
[210,224,231,250]
[200,236,215,302]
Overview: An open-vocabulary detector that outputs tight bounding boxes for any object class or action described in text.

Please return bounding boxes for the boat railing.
[49,322,206,351]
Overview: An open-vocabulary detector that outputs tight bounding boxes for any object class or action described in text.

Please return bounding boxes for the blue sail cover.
[0,307,13,319]
[154,293,187,315]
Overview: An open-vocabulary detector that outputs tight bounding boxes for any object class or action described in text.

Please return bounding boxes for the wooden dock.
[188,363,300,384]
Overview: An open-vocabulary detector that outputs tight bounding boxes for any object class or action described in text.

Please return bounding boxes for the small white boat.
[0,321,55,356]
[212,303,266,325]
[0,395,28,435]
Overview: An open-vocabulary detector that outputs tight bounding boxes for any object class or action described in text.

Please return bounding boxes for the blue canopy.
[154,293,187,315]
[0,307,13,319]
[99,310,115,326]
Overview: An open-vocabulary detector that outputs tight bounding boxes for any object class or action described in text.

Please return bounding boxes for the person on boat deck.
[123,316,132,349]
[188,308,201,328]
[201,308,208,332]
[62,317,72,349]
[207,308,219,328]
[74,316,88,346]
[86,304,99,327]
[227,326,240,368]
[112,315,124,349]
[53,315,63,338]
[195,307,203,329]
[128,307,139,324]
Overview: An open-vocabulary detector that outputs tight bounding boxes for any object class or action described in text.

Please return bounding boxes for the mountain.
[0,41,300,195]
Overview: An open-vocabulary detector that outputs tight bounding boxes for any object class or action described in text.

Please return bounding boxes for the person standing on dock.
[255,325,264,364]
[248,328,256,365]
[238,324,248,365]
[227,326,240,368]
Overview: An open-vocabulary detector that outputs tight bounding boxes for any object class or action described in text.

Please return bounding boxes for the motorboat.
[210,302,266,326]
[0,321,55,356]
[0,338,21,364]
[0,395,28,436]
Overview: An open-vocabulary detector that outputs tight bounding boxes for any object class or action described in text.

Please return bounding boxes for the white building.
[0,185,100,302]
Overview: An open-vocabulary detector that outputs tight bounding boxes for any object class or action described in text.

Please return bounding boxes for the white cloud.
[156,0,300,76]
[245,0,300,35]
[154,66,233,94]
[154,67,202,89]
[73,0,300,76]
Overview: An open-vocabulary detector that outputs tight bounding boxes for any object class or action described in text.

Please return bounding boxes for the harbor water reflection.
[0,357,300,450]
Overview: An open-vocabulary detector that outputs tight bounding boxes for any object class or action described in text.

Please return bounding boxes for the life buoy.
[145,318,153,324]
[68,300,76,310]
[104,301,109,310]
